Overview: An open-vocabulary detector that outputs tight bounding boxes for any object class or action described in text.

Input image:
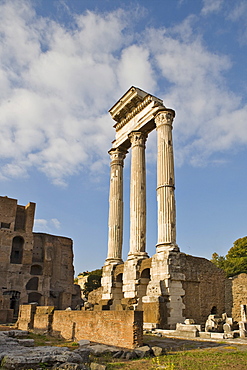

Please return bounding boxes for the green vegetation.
[81,268,102,298]
[211,236,247,277]
[27,332,79,348]
[107,349,247,370]
[13,331,247,370]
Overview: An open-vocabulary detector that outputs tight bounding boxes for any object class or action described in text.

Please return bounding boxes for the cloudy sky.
[0,0,246,276]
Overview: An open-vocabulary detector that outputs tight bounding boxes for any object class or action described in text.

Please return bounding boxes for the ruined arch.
[26,277,39,290]
[30,264,43,275]
[28,292,42,305]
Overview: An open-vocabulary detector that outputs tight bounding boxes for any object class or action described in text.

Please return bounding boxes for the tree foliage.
[81,269,102,299]
[211,236,247,277]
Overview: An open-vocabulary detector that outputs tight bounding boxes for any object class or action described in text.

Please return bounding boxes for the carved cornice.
[109,86,163,132]
[115,96,160,132]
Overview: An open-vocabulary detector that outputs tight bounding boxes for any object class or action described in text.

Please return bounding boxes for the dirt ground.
[143,333,247,352]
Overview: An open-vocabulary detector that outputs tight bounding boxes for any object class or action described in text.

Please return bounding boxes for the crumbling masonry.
[0,196,79,323]
[100,87,226,329]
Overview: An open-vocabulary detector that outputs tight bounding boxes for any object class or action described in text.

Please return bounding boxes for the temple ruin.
[0,196,79,323]
[99,87,227,329]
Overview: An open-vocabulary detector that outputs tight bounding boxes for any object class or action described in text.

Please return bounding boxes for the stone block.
[134,345,152,358]
[239,321,247,338]
[210,333,225,339]
[199,332,211,339]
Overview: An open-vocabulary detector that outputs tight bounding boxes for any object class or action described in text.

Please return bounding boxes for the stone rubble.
[0,329,163,370]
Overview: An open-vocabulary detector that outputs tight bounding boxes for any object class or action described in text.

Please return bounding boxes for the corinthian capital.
[155,111,174,128]
[108,147,127,165]
[128,131,147,148]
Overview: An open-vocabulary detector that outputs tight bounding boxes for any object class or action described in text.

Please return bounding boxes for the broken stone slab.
[17,338,35,347]
[78,339,90,346]
[210,333,225,339]
[89,344,119,356]
[112,350,124,358]
[124,351,137,360]
[2,330,29,338]
[134,345,152,358]
[199,331,211,339]
[0,346,85,370]
[151,346,165,357]
[73,348,90,363]
[175,323,200,338]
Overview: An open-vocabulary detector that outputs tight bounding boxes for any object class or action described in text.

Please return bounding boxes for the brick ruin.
[0,196,79,323]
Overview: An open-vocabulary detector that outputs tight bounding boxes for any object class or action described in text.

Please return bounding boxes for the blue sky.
[0,0,246,276]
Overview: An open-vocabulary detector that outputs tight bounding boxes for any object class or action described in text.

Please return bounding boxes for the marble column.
[105,147,127,264]
[128,131,148,259]
[155,111,178,252]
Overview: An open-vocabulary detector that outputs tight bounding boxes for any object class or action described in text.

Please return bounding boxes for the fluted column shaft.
[128,131,148,259]
[155,111,178,252]
[105,147,127,264]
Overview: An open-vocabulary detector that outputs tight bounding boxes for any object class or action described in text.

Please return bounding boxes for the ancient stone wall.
[231,273,247,322]
[17,305,143,349]
[179,253,226,324]
[0,196,78,323]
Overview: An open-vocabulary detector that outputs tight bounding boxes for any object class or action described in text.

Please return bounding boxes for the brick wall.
[52,310,143,349]
[231,273,247,322]
[179,254,226,324]
[18,305,143,349]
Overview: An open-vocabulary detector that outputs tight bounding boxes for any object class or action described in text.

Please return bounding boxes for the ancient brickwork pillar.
[105,147,127,264]
[128,131,148,260]
[155,111,178,252]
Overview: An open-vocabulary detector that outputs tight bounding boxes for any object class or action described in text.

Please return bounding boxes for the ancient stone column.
[155,111,178,252]
[128,131,148,259]
[105,147,127,264]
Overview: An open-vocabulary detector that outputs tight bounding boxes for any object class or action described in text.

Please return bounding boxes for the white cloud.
[226,1,247,45]
[201,0,224,15]
[34,219,48,230]
[34,218,61,232]
[0,0,246,184]
[145,24,247,166]
[51,218,61,229]
[117,45,156,93]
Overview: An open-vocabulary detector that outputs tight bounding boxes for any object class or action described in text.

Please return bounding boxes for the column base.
[104,258,123,266]
[127,252,149,261]
[156,243,180,253]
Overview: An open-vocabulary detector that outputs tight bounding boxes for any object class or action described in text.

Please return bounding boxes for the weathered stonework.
[229,273,247,322]
[17,304,143,349]
[0,196,78,322]
[100,87,228,329]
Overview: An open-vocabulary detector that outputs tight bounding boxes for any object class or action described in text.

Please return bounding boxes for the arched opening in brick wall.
[30,264,43,275]
[28,292,42,305]
[26,277,39,290]
[137,268,151,310]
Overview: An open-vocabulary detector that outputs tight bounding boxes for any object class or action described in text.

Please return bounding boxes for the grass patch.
[27,332,79,349]
[107,350,247,370]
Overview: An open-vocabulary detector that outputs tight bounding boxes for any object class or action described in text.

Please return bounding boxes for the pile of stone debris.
[0,330,164,370]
